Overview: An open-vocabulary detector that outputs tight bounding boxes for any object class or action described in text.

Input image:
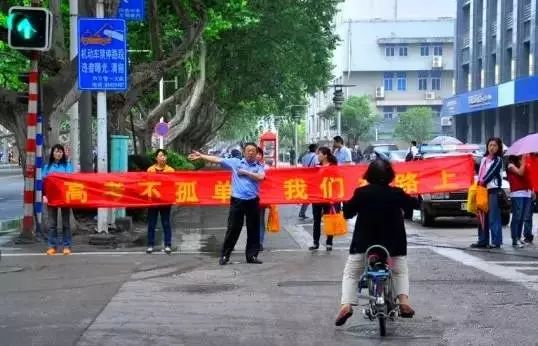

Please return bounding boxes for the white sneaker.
[146,247,153,254]
[512,241,524,248]
[164,247,172,255]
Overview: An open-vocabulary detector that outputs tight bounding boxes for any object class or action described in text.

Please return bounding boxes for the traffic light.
[7,6,53,51]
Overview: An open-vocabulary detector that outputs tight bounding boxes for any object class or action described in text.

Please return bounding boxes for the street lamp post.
[291,108,303,166]
[331,84,356,136]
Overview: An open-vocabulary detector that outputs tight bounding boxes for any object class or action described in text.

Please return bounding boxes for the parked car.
[387,149,410,162]
[417,152,511,227]
[363,144,399,161]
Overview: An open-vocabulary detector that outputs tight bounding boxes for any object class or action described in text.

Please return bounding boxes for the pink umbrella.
[506,133,538,156]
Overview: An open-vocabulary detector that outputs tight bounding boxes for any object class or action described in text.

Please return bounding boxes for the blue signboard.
[78,18,128,91]
[515,75,538,104]
[442,85,499,116]
[117,0,145,21]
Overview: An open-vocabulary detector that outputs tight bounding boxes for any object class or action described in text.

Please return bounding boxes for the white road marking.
[432,247,538,292]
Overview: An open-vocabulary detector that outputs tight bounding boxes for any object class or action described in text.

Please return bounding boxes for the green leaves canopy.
[341,95,378,144]
[394,107,434,143]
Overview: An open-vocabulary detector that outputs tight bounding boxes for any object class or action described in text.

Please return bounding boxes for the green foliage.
[341,96,378,144]
[394,107,434,144]
[145,150,204,170]
[277,120,306,152]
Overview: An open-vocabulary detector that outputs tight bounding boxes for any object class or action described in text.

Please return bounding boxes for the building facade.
[307,18,455,143]
[445,0,538,145]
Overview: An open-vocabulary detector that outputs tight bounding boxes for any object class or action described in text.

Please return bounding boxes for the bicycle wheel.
[378,316,386,336]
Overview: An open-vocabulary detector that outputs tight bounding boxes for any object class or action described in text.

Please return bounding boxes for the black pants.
[221,197,260,259]
[312,203,341,246]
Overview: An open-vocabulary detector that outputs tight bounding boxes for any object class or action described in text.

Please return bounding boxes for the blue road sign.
[78,18,128,91]
[118,0,145,21]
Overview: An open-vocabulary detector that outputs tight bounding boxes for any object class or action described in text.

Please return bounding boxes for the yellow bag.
[322,206,347,237]
[267,205,280,233]
[466,183,478,214]
[476,185,489,213]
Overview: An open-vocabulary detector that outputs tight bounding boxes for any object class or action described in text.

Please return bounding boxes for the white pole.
[96,0,108,234]
[159,78,164,103]
[293,122,298,166]
[69,0,79,170]
[337,109,342,135]
[159,117,164,149]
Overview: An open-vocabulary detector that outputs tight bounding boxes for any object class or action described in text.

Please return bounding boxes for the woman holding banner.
[44,144,74,256]
[310,147,339,251]
[146,149,175,255]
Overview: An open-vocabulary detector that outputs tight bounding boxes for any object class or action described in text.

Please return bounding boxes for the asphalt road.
[0,169,23,222]
[1,206,538,345]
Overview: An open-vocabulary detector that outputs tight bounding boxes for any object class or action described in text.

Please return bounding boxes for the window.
[399,46,408,56]
[397,72,407,91]
[419,78,428,90]
[431,78,441,90]
[421,45,429,56]
[385,46,395,56]
[396,106,407,116]
[431,106,441,117]
[383,106,394,119]
[383,72,394,91]
[433,45,443,56]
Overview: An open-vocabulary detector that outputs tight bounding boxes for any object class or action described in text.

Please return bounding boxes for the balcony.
[462,33,470,47]
[522,3,531,21]
[490,20,497,34]
[506,12,513,28]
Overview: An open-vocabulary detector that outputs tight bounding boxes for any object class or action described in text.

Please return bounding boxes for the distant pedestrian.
[146,149,175,255]
[310,147,339,251]
[189,142,265,265]
[507,155,532,248]
[43,144,74,256]
[405,141,419,162]
[333,136,352,165]
[299,144,318,220]
[471,137,504,249]
[289,148,296,166]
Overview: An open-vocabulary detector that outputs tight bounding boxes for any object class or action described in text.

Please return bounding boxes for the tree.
[341,95,377,145]
[394,107,434,143]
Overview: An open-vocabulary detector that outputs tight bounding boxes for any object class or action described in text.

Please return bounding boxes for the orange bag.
[476,185,489,213]
[322,206,347,237]
[267,205,280,233]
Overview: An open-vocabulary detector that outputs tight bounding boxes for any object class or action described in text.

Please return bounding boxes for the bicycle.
[357,245,399,337]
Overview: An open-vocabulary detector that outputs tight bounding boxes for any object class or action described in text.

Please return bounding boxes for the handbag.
[322,205,347,237]
[267,205,280,233]
[497,189,510,210]
[476,185,489,213]
[466,183,477,214]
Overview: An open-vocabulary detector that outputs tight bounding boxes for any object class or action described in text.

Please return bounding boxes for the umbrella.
[506,133,538,156]
[428,136,463,145]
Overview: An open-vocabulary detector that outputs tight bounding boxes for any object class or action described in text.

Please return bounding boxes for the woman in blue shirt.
[43,144,74,255]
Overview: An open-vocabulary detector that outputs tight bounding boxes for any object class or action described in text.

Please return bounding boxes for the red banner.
[44,155,475,208]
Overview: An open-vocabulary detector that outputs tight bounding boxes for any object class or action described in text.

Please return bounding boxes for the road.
[1,206,538,345]
[0,168,23,222]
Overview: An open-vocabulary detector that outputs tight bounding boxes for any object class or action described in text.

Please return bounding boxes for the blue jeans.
[477,188,502,246]
[259,208,266,245]
[510,197,532,243]
[524,199,535,241]
[47,207,71,248]
[147,206,172,247]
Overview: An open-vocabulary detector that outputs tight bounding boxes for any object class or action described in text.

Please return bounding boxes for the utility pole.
[69,0,79,171]
[96,0,108,234]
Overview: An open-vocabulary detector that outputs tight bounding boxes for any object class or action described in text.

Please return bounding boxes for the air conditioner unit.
[440,116,453,126]
[425,92,436,100]
[432,56,443,68]
[375,86,385,99]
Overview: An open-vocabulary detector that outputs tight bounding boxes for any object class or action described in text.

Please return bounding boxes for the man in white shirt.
[333,136,352,165]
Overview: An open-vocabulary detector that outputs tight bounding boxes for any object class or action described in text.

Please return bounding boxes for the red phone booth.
[259,131,278,167]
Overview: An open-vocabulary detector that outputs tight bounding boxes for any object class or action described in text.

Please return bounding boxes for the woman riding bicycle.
[335,159,418,326]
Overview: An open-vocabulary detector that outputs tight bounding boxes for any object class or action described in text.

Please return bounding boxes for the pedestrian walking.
[333,136,352,165]
[145,149,175,255]
[335,159,418,326]
[471,137,504,249]
[298,144,319,220]
[43,144,74,256]
[405,141,419,162]
[507,155,532,248]
[257,147,270,251]
[189,142,265,265]
[310,147,338,251]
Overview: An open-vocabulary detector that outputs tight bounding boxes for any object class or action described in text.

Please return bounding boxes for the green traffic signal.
[7,6,52,51]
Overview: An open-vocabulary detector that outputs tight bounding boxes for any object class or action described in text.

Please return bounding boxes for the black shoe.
[470,243,488,249]
[246,257,263,264]
[219,256,229,265]
[489,244,501,249]
[308,245,319,251]
[524,238,534,244]
[259,244,264,252]
[298,214,306,219]
[326,245,333,251]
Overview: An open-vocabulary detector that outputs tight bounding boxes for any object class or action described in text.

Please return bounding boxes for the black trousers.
[221,197,260,259]
[312,203,341,246]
